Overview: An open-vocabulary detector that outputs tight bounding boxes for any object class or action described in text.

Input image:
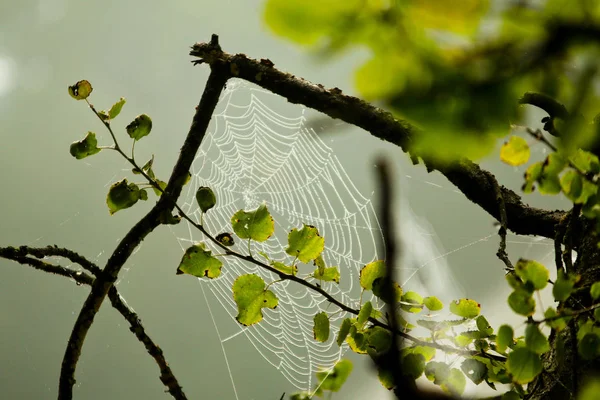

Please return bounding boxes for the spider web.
[175,79,385,393]
[10,78,561,399]
[171,80,563,398]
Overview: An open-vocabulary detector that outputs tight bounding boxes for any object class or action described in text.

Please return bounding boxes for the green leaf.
[461,358,487,385]
[544,307,568,332]
[69,131,102,159]
[126,114,152,140]
[314,254,326,275]
[97,110,110,121]
[409,346,436,362]
[423,296,444,311]
[476,315,493,337]
[522,162,543,193]
[455,334,474,347]
[506,347,542,384]
[271,260,297,276]
[377,367,394,390]
[313,312,330,342]
[508,290,536,316]
[263,0,353,46]
[134,155,154,175]
[578,333,600,360]
[216,232,235,247]
[403,353,426,380]
[401,291,424,313]
[108,97,126,119]
[359,260,386,290]
[449,299,480,319]
[560,170,583,202]
[538,153,566,195]
[506,271,524,290]
[231,204,274,242]
[497,325,514,353]
[347,326,367,354]
[591,281,600,300]
[175,242,223,278]
[315,359,353,392]
[365,326,392,355]
[285,224,325,263]
[313,266,340,283]
[232,274,278,326]
[372,277,402,304]
[580,182,600,208]
[515,259,549,290]
[500,136,530,166]
[397,313,415,331]
[442,368,466,396]
[570,149,600,173]
[336,318,352,346]
[196,186,216,213]
[425,361,450,384]
[68,79,93,100]
[406,0,489,36]
[525,324,550,354]
[357,301,373,328]
[106,179,144,215]
[553,269,579,302]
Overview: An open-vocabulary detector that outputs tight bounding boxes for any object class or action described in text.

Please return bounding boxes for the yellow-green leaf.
[69,131,101,160]
[359,260,386,290]
[108,97,126,119]
[449,299,480,319]
[271,260,297,276]
[313,312,330,342]
[285,224,325,263]
[506,347,542,384]
[515,259,549,290]
[232,274,278,326]
[68,80,93,100]
[106,178,143,215]
[196,186,216,213]
[424,296,444,311]
[500,136,530,166]
[313,266,340,283]
[126,114,152,141]
[231,204,274,242]
[176,242,223,278]
[315,359,353,392]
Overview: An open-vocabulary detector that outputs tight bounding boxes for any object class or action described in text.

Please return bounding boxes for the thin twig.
[0,246,188,400]
[554,223,566,276]
[531,303,600,325]
[487,171,514,271]
[57,36,228,400]
[562,205,581,273]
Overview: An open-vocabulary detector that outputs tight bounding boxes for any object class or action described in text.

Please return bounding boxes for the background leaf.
[232,274,278,326]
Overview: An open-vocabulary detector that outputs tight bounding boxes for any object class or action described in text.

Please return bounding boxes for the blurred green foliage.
[264,0,600,161]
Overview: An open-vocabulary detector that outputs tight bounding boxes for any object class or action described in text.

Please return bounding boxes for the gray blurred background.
[0,1,570,399]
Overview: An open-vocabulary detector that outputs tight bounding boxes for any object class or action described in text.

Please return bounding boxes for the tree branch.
[57,38,229,399]
[0,246,188,399]
[190,39,565,241]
